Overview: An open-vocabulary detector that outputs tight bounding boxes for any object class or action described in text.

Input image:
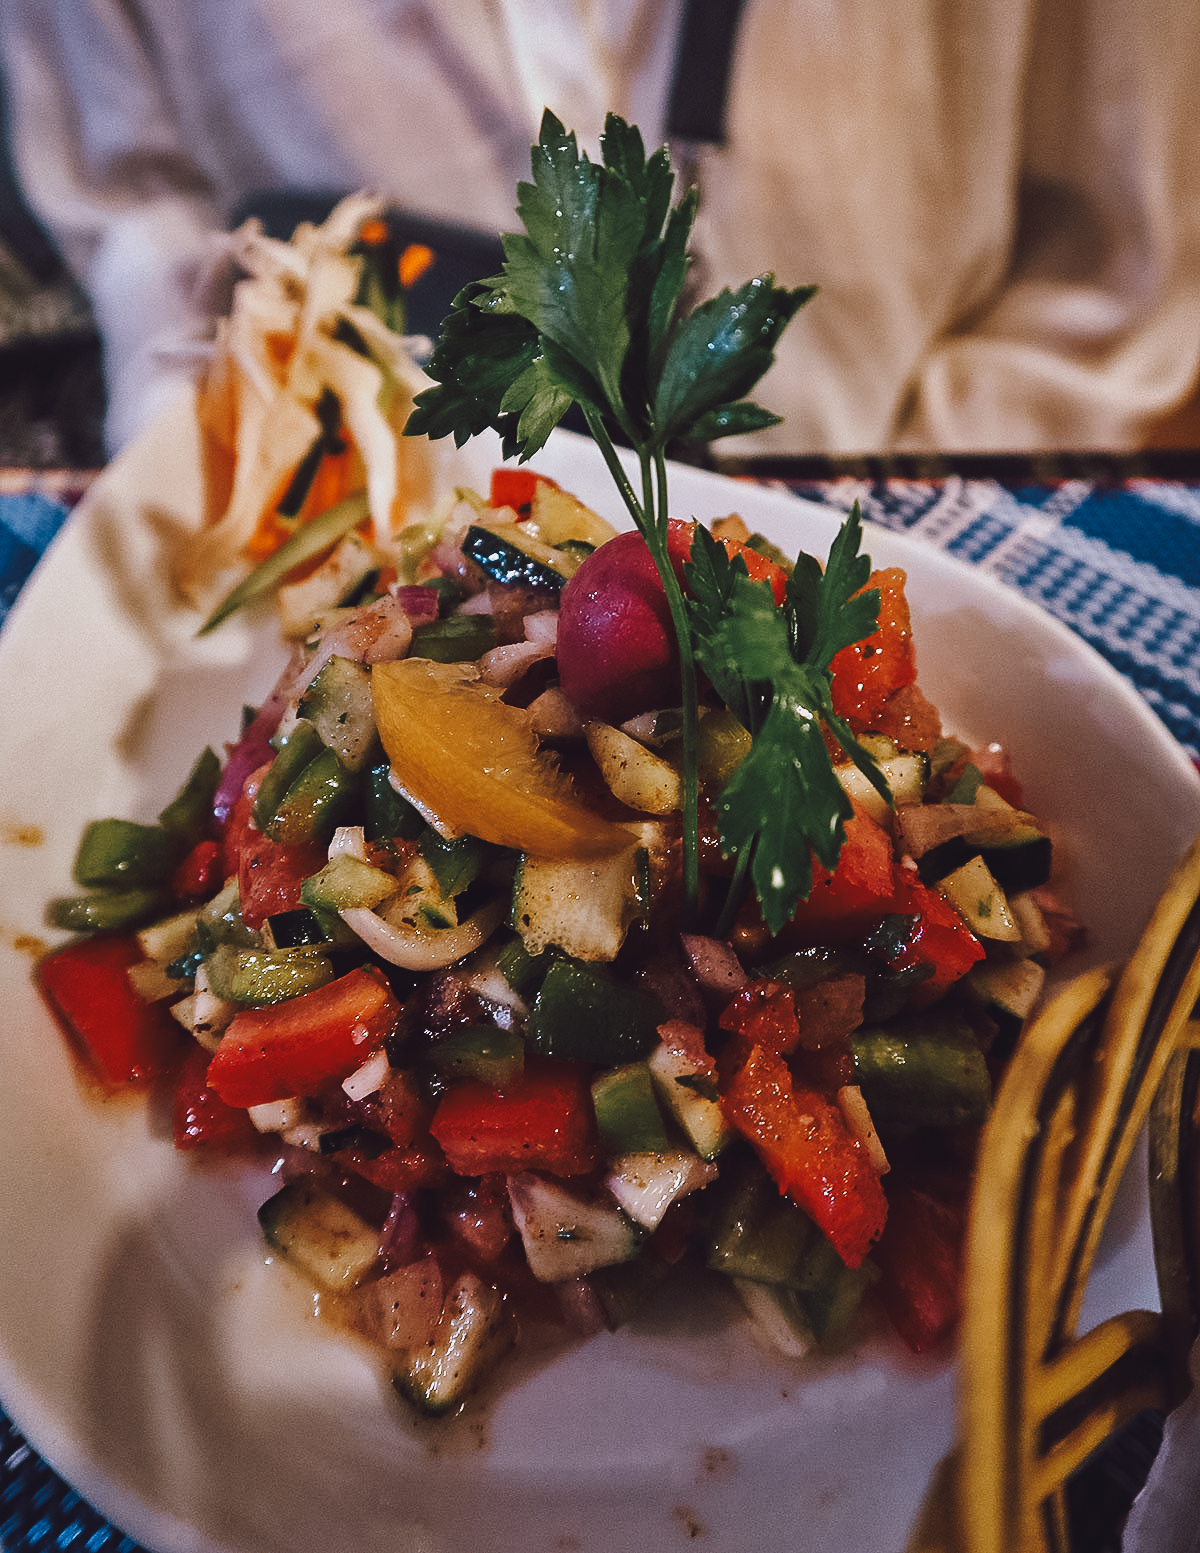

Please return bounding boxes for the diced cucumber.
[300,853,398,913]
[525,959,663,1064]
[136,906,202,965]
[731,1278,814,1358]
[937,855,1020,941]
[964,956,1047,1057]
[513,842,648,962]
[587,1249,672,1329]
[851,1011,991,1128]
[253,722,325,830]
[591,1063,671,1156]
[1008,890,1053,958]
[257,1180,379,1291]
[648,1039,731,1162]
[529,481,616,549]
[298,655,380,772]
[507,1172,646,1281]
[391,1271,514,1416]
[462,520,581,590]
[604,1149,717,1230]
[836,750,928,825]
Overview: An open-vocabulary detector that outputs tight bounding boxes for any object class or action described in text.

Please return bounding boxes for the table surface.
[2,454,1198,1553]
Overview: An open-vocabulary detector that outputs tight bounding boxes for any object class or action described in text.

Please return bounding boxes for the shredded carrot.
[399,243,436,290]
[359,217,390,248]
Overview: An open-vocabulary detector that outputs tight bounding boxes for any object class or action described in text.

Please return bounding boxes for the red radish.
[555,523,692,722]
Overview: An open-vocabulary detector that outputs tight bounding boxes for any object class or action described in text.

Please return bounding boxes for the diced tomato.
[720,1041,887,1268]
[786,803,899,941]
[38,934,184,1086]
[220,765,266,880]
[872,682,943,755]
[829,568,917,730]
[891,873,986,1000]
[172,1043,261,1151]
[340,1140,448,1194]
[236,828,328,931]
[489,467,558,513]
[670,518,789,604]
[171,838,224,900]
[430,1056,598,1177]
[873,1172,967,1352]
[207,965,400,1107]
[718,979,801,1055]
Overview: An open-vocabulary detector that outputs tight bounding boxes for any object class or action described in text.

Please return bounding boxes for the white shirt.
[3,0,1199,457]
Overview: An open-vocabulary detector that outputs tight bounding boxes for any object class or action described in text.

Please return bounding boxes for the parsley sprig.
[406,110,884,931]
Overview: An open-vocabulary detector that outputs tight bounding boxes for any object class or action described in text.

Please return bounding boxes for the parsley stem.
[579,409,703,925]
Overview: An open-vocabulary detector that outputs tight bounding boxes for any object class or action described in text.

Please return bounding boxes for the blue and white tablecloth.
[1,458,1197,1553]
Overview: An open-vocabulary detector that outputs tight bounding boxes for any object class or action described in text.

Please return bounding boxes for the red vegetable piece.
[718,979,801,1055]
[339,1141,448,1195]
[430,1056,599,1177]
[38,934,183,1086]
[891,873,986,1001]
[829,568,918,731]
[489,466,557,513]
[173,1043,261,1151]
[236,829,328,930]
[720,1041,887,1268]
[555,527,687,722]
[207,965,401,1108]
[171,838,225,900]
[873,1172,967,1352]
[786,804,900,941]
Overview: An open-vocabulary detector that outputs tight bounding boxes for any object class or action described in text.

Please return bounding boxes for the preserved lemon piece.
[372,658,630,858]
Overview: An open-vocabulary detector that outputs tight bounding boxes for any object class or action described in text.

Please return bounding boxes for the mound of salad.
[36,113,1081,1416]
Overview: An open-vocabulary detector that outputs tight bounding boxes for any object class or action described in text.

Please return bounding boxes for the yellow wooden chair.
[910,831,1200,1552]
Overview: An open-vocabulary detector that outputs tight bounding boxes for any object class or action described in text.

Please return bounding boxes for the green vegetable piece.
[297,656,380,772]
[462,524,566,591]
[410,614,497,663]
[157,746,221,846]
[363,760,426,842]
[260,747,361,846]
[948,762,984,803]
[73,818,177,889]
[851,1012,991,1128]
[203,944,335,1005]
[199,492,370,635]
[252,721,325,832]
[526,959,663,1065]
[300,854,398,913]
[494,934,554,995]
[428,1022,525,1088]
[588,1249,672,1328]
[419,829,487,897]
[46,887,170,934]
[591,1062,671,1155]
[706,1150,818,1288]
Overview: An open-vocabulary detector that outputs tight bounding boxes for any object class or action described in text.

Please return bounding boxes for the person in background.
[1,0,1198,460]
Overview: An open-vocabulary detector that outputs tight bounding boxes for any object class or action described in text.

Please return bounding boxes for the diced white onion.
[340,900,505,970]
[342,1047,392,1101]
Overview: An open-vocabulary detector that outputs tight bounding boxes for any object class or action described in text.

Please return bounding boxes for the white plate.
[2,391,1198,1553]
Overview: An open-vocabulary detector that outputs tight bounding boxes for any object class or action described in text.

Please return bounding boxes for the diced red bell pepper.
[430,1056,598,1177]
[173,1043,261,1151]
[207,965,400,1108]
[38,933,184,1086]
[171,839,225,901]
[829,567,917,731]
[720,1041,887,1268]
[873,1171,967,1352]
[489,467,558,513]
[337,1140,448,1195]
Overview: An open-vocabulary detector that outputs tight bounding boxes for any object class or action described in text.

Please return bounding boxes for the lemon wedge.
[372,658,631,858]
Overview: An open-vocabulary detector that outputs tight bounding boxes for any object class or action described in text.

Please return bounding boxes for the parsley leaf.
[686,508,890,935]
[405,108,824,927]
